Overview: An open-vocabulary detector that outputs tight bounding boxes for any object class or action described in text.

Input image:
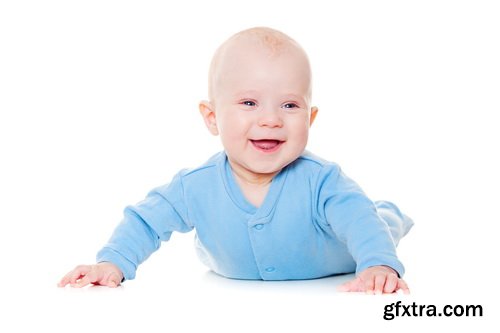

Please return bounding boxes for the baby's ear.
[199,100,219,136]
[309,106,319,127]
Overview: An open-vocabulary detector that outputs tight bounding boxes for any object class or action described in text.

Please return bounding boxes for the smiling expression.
[200,28,318,178]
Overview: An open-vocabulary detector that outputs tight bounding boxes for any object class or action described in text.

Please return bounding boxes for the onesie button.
[254,224,264,230]
[265,267,275,272]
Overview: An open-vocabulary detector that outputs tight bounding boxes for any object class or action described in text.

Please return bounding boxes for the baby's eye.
[242,100,256,107]
[282,103,299,109]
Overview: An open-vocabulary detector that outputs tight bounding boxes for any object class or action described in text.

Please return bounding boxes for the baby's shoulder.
[178,152,223,178]
[293,151,342,175]
[152,152,223,196]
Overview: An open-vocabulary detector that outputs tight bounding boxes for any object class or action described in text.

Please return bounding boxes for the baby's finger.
[58,265,90,287]
[106,272,122,288]
[72,275,91,288]
[397,279,410,294]
[363,275,375,294]
[373,274,386,295]
[69,265,92,285]
[72,268,98,288]
[337,277,362,292]
[58,274,72,287]
[383,274,399,294]
[57,278,68,288]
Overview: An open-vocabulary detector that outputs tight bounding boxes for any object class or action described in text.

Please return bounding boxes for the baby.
[58,27,413,294]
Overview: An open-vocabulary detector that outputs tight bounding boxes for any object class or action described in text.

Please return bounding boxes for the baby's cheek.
[293,126,310,146]
[221,115,248,136]
[219,126,247,154]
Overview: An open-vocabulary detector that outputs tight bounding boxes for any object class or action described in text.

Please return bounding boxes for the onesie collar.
[218,152,289,220]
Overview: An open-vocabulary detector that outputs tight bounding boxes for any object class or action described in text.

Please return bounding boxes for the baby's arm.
[337,265,410,294]
[58,262,123,288]
[58,173,193,288]
[318,164,410,293]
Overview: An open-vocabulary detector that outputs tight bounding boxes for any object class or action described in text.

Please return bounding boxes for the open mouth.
[250,139,284,153]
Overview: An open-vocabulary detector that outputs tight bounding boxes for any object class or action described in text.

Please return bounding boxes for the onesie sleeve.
[319,165,405,277]
[96,172,194,281]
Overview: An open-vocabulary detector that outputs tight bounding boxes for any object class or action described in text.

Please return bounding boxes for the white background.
[1,0,499,331]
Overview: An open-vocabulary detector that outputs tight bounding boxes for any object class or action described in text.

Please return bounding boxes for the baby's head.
[200,27,318,178]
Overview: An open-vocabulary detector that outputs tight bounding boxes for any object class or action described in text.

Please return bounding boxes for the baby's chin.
[226,148,304,177]
[243,158,294,176]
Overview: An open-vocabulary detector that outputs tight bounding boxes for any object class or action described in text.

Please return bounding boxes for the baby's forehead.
[208,27,311,101]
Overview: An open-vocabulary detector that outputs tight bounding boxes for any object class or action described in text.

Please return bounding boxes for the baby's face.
[201,36,317,177]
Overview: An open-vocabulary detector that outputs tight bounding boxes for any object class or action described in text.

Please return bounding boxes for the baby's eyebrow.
[281,93,304,100]
[280,94,309,104]
[232,90,260,98]
[232,91,306,99]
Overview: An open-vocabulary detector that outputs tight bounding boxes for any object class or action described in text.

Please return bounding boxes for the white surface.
[1,1,499,331]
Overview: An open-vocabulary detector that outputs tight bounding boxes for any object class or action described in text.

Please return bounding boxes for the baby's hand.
[337,266,410,295]
[58,262,123,288]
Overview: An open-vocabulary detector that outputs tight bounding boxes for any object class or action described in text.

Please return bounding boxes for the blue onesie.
[97,151,413,281]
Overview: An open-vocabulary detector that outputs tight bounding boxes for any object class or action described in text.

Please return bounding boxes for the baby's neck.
[233,169,275,187]
[229,162,279,208]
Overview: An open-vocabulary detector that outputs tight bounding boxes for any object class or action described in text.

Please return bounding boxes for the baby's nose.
[257,109,283,128]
